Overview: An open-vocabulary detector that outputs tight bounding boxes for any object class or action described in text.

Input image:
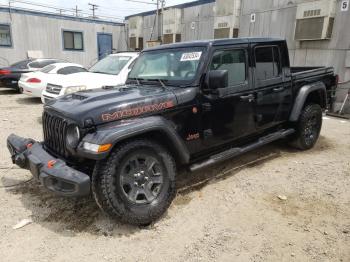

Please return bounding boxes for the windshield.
[89,56,131,75]
[128,47,204,85]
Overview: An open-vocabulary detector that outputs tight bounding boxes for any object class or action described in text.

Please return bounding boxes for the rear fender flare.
[289,81,326,122]
[79,116,190,164]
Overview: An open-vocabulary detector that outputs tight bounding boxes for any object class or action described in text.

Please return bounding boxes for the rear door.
[253,44,292,129]
[201,45,256,147]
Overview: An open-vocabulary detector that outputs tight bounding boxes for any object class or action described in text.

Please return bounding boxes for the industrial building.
[0,7,127,67]
[125,0,350,111]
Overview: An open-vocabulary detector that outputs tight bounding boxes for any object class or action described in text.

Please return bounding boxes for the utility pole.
[75,5,81,17]
[88,3,98,19]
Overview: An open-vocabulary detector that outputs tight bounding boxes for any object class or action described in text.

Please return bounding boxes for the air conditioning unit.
[128,16,144,49]
[295,0,336,41]
[162,8,182,44]
[213,0,240,39]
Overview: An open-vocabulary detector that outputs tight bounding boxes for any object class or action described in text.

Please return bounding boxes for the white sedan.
[19,63,86,98]
[41,52,139,104]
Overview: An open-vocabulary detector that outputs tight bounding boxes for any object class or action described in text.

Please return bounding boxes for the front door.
[201,46,256,148]
[97,33,113,60]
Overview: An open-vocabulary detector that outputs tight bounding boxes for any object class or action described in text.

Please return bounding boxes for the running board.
[189,128,295,172]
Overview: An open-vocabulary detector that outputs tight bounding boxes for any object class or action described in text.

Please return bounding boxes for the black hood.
[44,85,179,127]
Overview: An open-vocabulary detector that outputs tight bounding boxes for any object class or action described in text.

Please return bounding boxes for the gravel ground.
[0,88,349,262]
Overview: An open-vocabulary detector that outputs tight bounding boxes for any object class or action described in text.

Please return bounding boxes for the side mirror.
[208,70,228,90]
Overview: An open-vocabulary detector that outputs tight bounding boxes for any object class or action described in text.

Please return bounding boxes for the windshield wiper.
[145,78,167,88]
[128,77,141,85]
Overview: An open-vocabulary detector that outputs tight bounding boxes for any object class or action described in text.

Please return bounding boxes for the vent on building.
[295,17,324,40]
[303,9,321,17]
[163,34,173,44]
[295,0,336,41]
[232,28,239,38]
[214,28,230,39]
[129,37,136,50]
[162,34,182,44]
[129,37,143,50]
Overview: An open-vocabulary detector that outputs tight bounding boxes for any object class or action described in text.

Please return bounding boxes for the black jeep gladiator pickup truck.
[7,38,337,225]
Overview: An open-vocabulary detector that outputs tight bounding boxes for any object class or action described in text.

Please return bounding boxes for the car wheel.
[18,87,23,94]
[92,139,176,226]
[289,103,322,150]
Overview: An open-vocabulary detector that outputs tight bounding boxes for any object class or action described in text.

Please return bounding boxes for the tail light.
[27,78,41,83]
[0,69,11,75]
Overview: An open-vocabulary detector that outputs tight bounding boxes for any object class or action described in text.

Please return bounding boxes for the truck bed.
[291,66,334,81]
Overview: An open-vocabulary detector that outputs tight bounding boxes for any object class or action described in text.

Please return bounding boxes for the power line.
[1,0,124,21]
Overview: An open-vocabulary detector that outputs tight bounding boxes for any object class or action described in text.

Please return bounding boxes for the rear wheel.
[289,103,322,150]
[92,139,176,226]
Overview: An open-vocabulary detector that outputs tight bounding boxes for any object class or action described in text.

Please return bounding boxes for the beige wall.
[0,9,127,67]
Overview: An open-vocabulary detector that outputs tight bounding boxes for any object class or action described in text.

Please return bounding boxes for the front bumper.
[7,134,90,197]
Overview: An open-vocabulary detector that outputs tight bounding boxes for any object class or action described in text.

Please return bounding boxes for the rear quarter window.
[57,66,87,75]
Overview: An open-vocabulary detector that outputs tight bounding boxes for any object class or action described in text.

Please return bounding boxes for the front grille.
[43,111,68,157]
[46,83,62,94]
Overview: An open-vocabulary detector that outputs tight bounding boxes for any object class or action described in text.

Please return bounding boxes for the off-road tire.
[289,103,322,150]
[92,139,176,226]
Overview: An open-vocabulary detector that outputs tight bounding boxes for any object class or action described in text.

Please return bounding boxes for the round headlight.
[66,124,80,148]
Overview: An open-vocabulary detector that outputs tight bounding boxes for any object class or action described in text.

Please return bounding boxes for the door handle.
[273,87,284,92]
[240,94,255,102]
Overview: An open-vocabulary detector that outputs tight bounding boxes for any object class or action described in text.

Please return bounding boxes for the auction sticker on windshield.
[181,52,202,61]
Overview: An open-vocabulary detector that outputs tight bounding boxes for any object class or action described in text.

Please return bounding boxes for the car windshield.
[128,47,204,85]
[89,56,131,75]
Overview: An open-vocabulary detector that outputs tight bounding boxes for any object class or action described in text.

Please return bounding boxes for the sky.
[0,0,195,21]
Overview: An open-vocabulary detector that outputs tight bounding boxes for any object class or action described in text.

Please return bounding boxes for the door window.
[255,46,281,80]
[210,49,246,87]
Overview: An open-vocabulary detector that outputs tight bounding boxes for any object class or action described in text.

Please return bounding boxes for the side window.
[63,31,84,51]
[57,66,87,75]
[255,46,281,80]
[0,24,12,47]
[210,49,246,87]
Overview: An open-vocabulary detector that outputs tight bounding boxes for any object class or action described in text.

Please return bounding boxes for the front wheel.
[92,139,176,226]
[289,103,322,150]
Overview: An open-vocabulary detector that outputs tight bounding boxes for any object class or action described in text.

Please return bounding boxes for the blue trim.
[125,0,216,19]
[0,7,124,26]
[0,23,13,48]
[62,29,85,52]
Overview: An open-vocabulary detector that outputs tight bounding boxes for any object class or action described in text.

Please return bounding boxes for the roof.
[143,37,286,51]
[125,0,215,19]
[0,7,124,26]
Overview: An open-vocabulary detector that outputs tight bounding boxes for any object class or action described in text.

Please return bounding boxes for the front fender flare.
[289,81,326,122]
[77,116,190,163]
